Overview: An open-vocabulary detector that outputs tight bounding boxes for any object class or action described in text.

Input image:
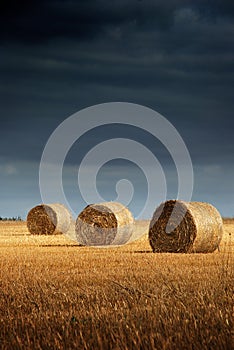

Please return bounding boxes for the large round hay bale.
[27,203,72,235]
[149,200,223,253]
[75,202,134,246]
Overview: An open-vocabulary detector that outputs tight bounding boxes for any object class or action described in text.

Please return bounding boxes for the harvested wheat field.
[0,220,233,350]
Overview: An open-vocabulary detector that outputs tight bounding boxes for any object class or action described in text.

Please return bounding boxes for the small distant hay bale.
[149,200,223,253]
[27,203,72,235]
[75,202,134,246]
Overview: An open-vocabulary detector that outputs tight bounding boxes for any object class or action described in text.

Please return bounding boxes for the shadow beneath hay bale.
[5,234,31,237]
[38,244,84,247]
[132,250,152,254]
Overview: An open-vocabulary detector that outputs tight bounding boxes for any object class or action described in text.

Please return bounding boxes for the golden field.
[0,221,233,350]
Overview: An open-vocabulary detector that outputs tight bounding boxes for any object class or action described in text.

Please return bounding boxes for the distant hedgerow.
[0,216,22,221]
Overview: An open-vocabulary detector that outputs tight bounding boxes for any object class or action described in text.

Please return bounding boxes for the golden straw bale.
[75,202,134,246]
[149,200,223,253]
[27,203,72,235]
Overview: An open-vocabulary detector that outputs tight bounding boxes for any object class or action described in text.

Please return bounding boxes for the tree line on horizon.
[0,216,22,221]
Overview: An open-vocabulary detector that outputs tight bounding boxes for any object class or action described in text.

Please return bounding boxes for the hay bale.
[127,220,150,243]
[149,200,223,253]
[63,219,77,241]
[75,202,134,246]
[27,203,72,235]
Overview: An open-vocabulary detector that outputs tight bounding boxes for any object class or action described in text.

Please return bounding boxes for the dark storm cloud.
[1,0,234,44]
[0,0,174,44]
[0,0,234,217]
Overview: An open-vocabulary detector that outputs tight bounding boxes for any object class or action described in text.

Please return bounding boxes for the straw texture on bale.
[27,203,72,235]
[149,200,223,253]
[127,220,150,243]
[75,202,134,246]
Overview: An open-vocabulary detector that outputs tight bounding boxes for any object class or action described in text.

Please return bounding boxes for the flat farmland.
[0,221,233,349]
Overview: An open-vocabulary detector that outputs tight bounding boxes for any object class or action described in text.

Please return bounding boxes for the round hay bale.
[75,202,134,246]
[149,200,223,253]
[27,203,72,235]
[127,220,150,243]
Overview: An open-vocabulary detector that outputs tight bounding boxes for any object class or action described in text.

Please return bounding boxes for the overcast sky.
[0,0,234,219]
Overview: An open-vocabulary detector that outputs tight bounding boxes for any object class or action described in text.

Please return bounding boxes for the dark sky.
[0,0,233,219]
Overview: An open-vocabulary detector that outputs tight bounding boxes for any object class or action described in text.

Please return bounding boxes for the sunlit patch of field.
[0,221,233,349]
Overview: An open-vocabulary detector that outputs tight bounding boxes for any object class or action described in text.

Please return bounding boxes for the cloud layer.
[0,0,233,217]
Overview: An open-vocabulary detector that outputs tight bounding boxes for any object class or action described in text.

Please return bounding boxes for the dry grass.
[223,217,234,224]
[0,221,233,350]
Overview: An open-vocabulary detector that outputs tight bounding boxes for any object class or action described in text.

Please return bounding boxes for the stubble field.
[0,220,233,349]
